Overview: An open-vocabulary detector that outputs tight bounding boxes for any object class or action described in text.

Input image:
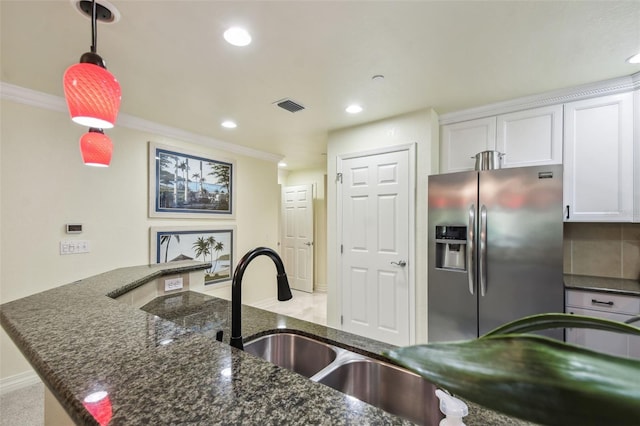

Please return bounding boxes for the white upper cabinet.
[440,117,496,173]
[496,105,563,168]
[440,105,562,173]
[563,92,634,222]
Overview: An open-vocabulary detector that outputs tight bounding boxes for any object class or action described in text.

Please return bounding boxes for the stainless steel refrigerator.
[427,165,564,342]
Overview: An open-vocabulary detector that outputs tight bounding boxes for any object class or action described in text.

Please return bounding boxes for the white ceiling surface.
[2,1,640,170]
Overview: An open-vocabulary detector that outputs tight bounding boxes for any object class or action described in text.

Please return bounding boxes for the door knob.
[391,260,407,267]
[304,241,314,246]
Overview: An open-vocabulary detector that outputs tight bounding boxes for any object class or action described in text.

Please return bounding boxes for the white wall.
[0,99,281,382]
[280,169,327,292]
[326,108,439,343]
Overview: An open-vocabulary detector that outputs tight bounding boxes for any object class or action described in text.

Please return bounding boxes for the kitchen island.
[0,261,532,425]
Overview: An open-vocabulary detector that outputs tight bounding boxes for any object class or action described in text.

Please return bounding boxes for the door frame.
[336,143,416,344]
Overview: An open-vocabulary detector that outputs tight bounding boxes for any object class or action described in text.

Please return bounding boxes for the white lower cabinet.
[565,289,640,358]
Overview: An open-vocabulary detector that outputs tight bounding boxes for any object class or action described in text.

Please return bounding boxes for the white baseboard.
[0,370,41,395]
[314,282,328,292]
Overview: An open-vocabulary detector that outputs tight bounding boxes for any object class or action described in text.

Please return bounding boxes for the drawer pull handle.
[591,299,614,307]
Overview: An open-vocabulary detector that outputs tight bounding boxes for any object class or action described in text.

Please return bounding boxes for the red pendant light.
[63,0,121,129]
[83,391,113,426]
[80,128,113,167]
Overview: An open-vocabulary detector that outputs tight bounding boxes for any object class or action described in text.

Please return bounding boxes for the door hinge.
[336,172,343,183]
[340,315,343,325]
[340,244,343,254]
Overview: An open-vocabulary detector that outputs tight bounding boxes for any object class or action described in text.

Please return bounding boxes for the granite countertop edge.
[1,262,530,426]
[564,274,640,297]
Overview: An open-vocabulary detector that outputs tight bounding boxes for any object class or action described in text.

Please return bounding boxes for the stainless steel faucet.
[229,247,292,350]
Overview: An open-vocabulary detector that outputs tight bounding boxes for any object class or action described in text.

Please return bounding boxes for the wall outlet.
[60,240,90,255]
[164,277,183,292]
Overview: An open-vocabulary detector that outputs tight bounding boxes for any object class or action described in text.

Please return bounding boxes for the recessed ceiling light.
[224,27,252,47]
[372,74,385,81]
[346,104,363,114]
[221,120,237,129]
[626,53,640,64]
[278,161,287,168]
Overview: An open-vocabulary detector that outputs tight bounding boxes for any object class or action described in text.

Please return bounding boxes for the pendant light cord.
[90,0,97,54]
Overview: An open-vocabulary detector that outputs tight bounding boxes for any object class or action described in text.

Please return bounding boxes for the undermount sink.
[244,332,443,425]
[315,358,441,425]
[243,333,337,378]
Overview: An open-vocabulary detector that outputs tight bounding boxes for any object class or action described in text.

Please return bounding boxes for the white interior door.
[281,184,314,293]
[339,149,410,346]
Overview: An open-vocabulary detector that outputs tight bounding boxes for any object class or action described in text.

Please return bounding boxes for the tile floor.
[0,290,328,425]
[250,289,328,326]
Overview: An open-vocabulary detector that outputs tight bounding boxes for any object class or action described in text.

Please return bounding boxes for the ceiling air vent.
[274,98,305,113]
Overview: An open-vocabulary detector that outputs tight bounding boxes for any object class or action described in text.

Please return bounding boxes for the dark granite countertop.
[1,262,532,425]
[564,274,640,297]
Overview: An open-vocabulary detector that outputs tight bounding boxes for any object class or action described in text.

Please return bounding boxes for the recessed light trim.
[224,27,252,47]
[346,104,363,114]
[221,120,237,129]
[626,53,640,64]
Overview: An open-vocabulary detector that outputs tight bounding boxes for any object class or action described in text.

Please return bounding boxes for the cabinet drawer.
[566,290,640,315]
[565,307,640,359]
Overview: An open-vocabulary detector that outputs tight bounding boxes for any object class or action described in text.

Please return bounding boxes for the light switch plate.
[60,240,90,255]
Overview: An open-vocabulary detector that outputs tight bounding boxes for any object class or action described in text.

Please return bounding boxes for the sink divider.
[308,345,372,382]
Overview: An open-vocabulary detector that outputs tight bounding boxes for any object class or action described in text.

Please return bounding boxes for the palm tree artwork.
[172,155,179,206]
[212,241,225,272]
[191,172,200,192]
[157,228,233,284]
[206,236,217,272]
[154,145,233,214]
[192,237,211,263]
[192,236,228,281]
[177,160,189,204]
[160,234,180,262]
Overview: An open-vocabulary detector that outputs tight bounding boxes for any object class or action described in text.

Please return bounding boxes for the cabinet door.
[566,307,640,359]
[563,92,634,222]
[496,105,563,168]
[440,117,496,173]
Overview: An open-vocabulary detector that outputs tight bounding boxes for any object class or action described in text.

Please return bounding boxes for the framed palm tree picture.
[150,226,236,285]
[149,142,235,218]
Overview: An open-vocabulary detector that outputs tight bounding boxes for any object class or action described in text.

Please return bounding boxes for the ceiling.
[2,1,639,170]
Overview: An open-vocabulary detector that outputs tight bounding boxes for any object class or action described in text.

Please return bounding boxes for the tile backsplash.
[564,223,640,280]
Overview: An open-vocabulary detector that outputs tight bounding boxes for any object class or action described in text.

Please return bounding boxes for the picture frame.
[149,142,235,218]
[150,226,236,285]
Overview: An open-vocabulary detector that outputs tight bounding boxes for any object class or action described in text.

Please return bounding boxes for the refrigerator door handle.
[467,204,476,295]
[479,205,488,297]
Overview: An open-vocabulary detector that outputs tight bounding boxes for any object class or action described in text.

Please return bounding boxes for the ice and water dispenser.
[435,226,467,271]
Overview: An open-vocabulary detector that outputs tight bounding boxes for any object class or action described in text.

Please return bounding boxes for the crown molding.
[0,82,283,163]
[439,72,640,125]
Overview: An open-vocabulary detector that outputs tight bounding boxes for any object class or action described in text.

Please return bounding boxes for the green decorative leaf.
[385,335,640,426]
[482,313,640,338]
